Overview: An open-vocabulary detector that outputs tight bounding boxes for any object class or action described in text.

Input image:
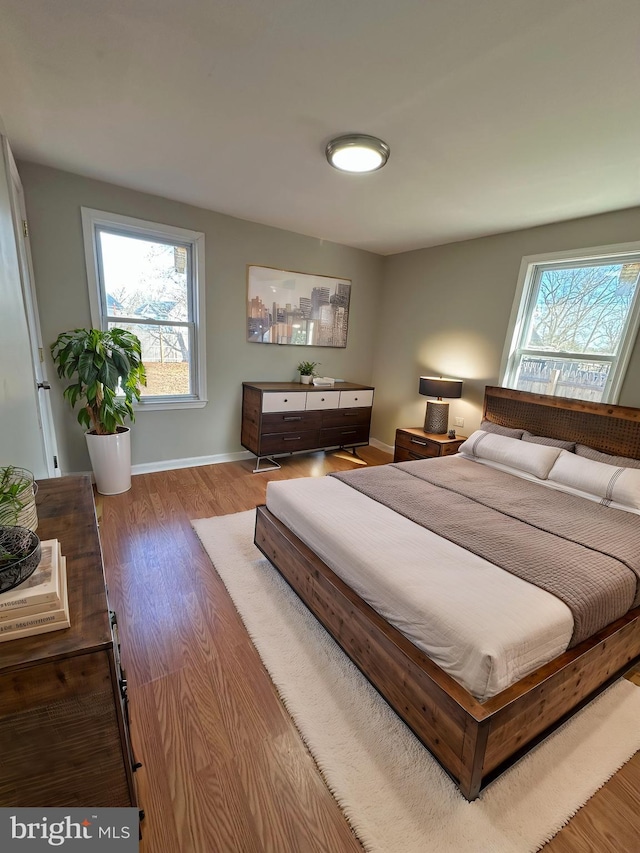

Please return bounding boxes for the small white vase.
[300,375,312,384]
[85,427,132,495]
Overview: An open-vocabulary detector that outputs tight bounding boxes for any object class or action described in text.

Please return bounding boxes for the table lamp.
[419,376,463,434]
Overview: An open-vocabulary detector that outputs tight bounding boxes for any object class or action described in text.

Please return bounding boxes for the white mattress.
[266,474,574,702]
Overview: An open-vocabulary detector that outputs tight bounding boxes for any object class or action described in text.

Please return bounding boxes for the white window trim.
[81,207,207,410]
[500,240,640,404]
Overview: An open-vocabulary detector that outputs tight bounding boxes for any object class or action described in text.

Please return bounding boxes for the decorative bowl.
[0,526,42,594]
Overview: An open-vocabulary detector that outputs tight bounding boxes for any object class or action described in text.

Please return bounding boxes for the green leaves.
[0,467,33,526]
[50,328,146,435]
[297,360,320,376]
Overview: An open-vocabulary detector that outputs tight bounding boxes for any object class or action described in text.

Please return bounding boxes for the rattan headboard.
[483,386,640,460]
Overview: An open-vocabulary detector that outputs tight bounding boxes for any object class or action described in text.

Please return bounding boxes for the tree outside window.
[82,208,206,410]
[503,251,640,403]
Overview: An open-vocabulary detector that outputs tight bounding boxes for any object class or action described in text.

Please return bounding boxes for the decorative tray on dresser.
[0,475,141,812]
[242,381,375,472]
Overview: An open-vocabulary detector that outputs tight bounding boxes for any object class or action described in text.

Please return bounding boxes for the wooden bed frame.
[254,386,640,800]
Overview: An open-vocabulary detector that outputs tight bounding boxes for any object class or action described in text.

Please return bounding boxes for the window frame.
[81,208,207,410]
[501,241,640,404]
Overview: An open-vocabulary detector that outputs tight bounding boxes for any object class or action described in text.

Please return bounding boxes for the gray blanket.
[331,458,640,646]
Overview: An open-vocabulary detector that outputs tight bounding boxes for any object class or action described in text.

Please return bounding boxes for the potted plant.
[297,360,320,385]
[0,466,38,531]
[50,328,146,495]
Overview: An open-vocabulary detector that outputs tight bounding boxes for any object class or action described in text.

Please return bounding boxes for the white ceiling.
[1,0,639,255]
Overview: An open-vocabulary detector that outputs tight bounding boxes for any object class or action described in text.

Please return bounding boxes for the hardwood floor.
[96,448,640,852]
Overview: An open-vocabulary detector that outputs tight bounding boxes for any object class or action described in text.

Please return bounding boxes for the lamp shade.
[419,376,463,399]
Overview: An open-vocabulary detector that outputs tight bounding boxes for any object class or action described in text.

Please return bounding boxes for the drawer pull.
[283,416,302,421]
[343,412,359,417]
[409,451,422,460]
[341,430,357,435]
[410,438,428,446]
[283,436,302,441]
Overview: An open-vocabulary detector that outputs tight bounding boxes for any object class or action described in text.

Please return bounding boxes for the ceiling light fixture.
[325,134,390,173]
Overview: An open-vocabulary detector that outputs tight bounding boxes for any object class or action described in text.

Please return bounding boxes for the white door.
[0,137,59,478]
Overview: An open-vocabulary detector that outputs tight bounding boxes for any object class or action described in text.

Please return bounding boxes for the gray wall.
[373,206,640,445]
[18,159,640,467]
[19,162,384,472]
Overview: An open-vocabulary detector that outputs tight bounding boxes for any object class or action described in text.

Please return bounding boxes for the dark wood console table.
[0,475,139,808]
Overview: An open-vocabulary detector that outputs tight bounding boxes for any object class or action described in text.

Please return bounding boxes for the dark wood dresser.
[0,476,139,809]
[242,381,374,471]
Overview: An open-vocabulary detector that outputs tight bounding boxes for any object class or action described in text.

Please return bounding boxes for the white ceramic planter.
[85,427,132,495]
[300,375,312,384]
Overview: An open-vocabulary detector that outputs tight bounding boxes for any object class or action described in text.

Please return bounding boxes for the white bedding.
[266,473,574,702]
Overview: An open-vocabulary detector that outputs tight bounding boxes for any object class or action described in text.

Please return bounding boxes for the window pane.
[525,262,639,355]
[109,322,192,397]
[99,230,189,322]
[514,355,611,402]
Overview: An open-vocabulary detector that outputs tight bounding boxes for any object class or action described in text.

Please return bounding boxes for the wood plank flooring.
[95,448,640,852]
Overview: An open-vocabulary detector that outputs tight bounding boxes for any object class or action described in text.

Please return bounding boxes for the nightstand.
[394,427,466,462]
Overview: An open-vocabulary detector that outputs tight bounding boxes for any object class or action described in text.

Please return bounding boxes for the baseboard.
[132,440,391,475]
[369,436,394,456]
[69,440,390,480]
[131,450,253,475]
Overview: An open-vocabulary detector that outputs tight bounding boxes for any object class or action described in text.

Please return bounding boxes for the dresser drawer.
[338,389,373,408]
[262,391,308,413]
[394,446,430,463]
[320,425,370,447]
[262,411,322,433]
[321,407,371,429]
[395,431,441,458]
[305,390,341,410]
[260,430,320,455]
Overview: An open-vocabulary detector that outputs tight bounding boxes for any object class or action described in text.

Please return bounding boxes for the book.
[0,594,63,623]
[0,556,69,642]
[0,539,62,613]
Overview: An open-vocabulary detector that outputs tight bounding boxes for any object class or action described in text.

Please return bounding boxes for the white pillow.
[548,450,640,510]
[458,430,561,479]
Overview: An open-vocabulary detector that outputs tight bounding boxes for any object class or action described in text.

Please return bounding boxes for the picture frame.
[247,265,351,347]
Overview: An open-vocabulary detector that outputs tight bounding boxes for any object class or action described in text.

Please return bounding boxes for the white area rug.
[192,510,640,853]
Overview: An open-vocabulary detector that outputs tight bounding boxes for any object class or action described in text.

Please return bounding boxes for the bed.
[254,386,640,800]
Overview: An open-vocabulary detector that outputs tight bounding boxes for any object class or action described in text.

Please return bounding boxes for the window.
[502,243,640,403]
[82,209,206,409]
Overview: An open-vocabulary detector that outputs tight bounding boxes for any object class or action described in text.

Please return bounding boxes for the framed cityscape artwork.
[247,265,351,347]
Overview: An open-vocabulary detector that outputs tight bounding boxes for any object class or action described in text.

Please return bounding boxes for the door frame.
[3,137,60,477]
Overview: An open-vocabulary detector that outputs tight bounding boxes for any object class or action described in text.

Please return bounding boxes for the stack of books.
[0,539,70,642]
